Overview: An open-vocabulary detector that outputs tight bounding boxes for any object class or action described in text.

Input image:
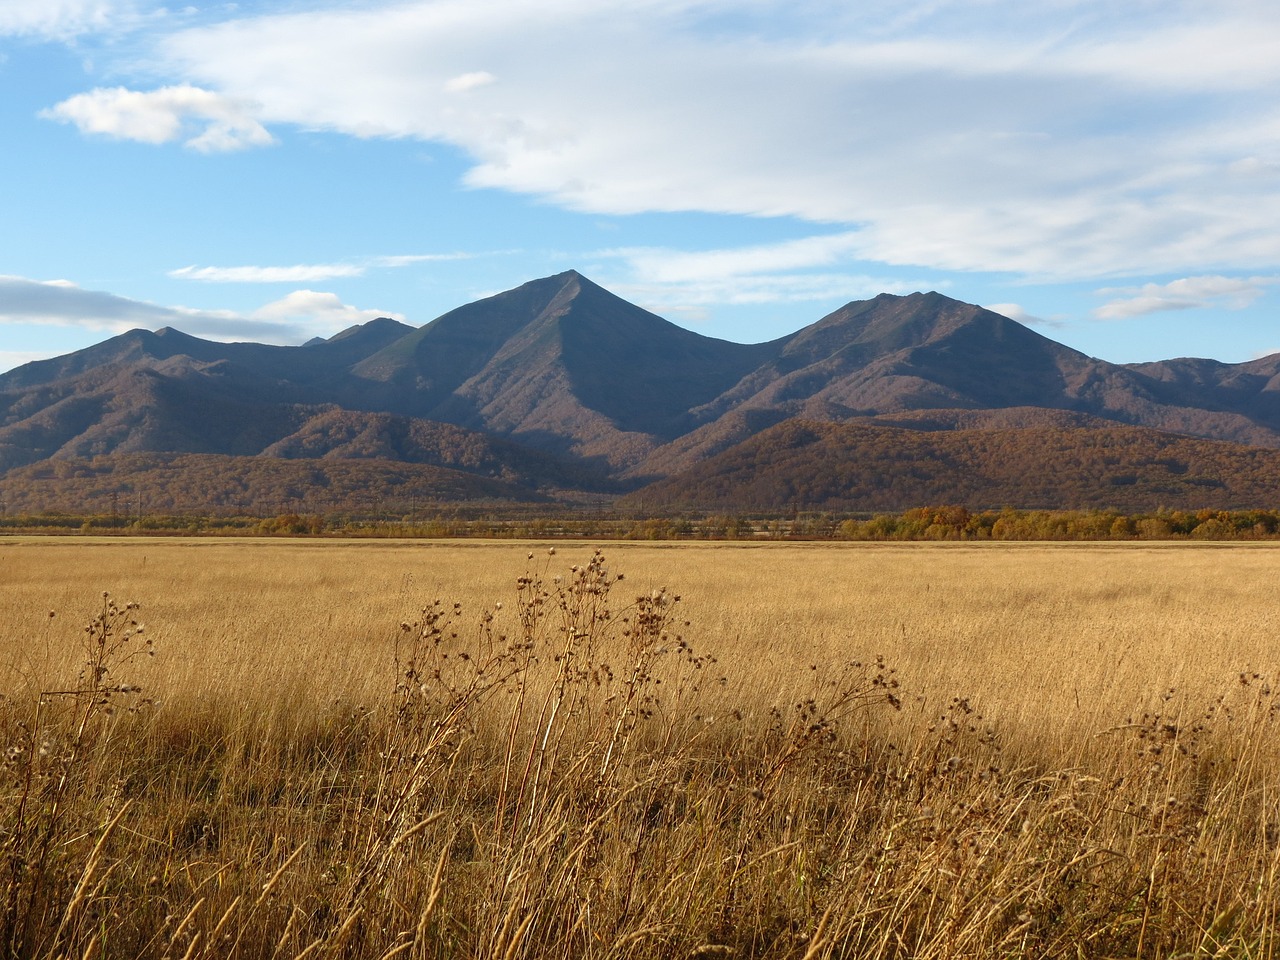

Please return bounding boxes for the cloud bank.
[81,0,1275,282]
[0,276,402,344]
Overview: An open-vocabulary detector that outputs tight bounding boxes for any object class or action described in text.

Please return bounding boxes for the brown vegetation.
[1,539,1279,957]
[624,418,1280,512]
[0,452,550,517]
[14,416,1280,520]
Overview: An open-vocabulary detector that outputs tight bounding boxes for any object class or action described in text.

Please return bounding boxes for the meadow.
[0,537,1278,958]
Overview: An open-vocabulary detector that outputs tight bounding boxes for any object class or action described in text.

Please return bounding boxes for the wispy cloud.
[375,253,475,267]
[41,85,274,152]
[170,263,367,283]
[603,234,867,284]
[0,275,402,343]
[1094,275,1279,319]
[169,252,475,283]
[597,235,940,317]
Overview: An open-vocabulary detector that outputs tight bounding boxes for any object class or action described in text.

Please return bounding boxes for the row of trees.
[836,506,1280,541]
[10,506,1280,541]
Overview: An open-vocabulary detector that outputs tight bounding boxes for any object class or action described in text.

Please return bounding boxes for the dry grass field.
[1,537,1278,958]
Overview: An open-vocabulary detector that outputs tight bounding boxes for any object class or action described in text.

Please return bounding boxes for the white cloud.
[169,253,476,283]
[41,85,274,152]
[0,275,402,343]
[0,0,123,38]
[604,234,867,284]
[1094,275,1279,319]
[375,252,475,267]
[41,0,1280,280]
[596,235,941,313]
[251,290,405,328]
[444,71,496,93]
[170,263,367,283]
[1095,296,1199,320]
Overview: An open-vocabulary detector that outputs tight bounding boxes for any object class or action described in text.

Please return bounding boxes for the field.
[1,538,1278,958]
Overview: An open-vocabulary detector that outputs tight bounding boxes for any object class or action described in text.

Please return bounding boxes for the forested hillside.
[623,419,1280,512]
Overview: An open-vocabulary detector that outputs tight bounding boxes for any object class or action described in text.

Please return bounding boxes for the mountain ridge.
[5,270,1280,512]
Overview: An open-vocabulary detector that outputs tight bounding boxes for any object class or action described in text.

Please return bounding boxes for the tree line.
[5,505,1280,541]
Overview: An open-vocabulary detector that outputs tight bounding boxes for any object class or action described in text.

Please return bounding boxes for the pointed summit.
[349,270,771,464]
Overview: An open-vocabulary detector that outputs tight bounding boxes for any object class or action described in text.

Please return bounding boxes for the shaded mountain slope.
[261,408,614,491]
[0,364,309,472]
[350,271,773,466]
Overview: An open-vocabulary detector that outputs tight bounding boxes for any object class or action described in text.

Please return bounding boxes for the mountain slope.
[261,408,614,491]
[0,452,548,516]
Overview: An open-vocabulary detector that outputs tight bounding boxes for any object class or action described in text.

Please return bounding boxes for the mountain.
[630,292,1280,478]
[347,271,773,467]
[6,270,1280,513]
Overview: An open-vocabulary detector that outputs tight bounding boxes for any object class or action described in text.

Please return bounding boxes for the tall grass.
[0,541,1278,957]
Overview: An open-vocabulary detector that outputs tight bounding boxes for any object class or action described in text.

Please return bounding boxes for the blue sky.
[2,0,1279,373]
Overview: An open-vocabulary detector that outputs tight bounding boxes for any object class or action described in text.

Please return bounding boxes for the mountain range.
[6,269,1280,515]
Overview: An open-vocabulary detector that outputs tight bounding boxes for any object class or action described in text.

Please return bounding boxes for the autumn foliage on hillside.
[624,419,1280,513]
[0,452,550,516]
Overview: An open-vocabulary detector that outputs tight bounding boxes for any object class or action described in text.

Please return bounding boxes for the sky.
[2,0,1280,373]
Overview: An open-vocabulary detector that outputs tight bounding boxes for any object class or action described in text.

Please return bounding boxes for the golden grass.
[1,537,1278,958]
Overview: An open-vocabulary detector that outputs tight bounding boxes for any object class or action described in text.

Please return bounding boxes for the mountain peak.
[785,289,1047,358]
[327,316,415,344]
